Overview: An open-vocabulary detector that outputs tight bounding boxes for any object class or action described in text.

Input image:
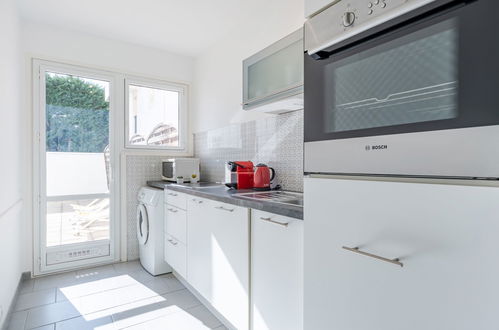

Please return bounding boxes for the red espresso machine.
[225,161,254,189]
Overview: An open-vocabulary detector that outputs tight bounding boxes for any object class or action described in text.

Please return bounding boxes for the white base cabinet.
[163,189,188,279]
[251,210,303,330]
[305,177,499,330]
[187,197,250,330]
[164,234,186,278]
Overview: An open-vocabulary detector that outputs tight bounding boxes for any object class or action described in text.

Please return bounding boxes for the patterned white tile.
[194,111,303,192]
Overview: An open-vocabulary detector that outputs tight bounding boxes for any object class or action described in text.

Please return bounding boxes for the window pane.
[45,72,111,247]
[128,84,180,147]
[46,198,110,246]
[46,73,110,153]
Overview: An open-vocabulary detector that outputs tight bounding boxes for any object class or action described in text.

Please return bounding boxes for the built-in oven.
[304,0,499,179]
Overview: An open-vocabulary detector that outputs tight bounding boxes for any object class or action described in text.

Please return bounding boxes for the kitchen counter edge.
[147,181,303,220]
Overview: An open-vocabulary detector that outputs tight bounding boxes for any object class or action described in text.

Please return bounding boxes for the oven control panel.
[305,0,438,55]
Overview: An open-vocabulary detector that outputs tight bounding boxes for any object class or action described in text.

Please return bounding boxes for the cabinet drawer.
[164,205,187,243]
[211,200,247,218]
[164,189,187,210]
[252,209,301,227]
[164,234,186,279]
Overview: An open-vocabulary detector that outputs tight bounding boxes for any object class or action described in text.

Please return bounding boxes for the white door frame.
[32,59,122,275]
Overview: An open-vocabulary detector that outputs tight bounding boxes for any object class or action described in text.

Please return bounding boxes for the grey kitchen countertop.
[147,181,303,220]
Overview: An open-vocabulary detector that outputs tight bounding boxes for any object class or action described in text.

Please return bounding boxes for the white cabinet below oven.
[305,177,499,330]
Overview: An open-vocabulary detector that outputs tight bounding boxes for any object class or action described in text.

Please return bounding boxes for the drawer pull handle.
[260,217,288,227]
[168,193,178,196]
[167,238,178,246]
[167,208,178,213]
[342,246,403,267]
[215,206,234,212]
[192,199,203,204]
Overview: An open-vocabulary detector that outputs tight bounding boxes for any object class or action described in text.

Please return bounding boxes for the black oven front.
[304,0,499,179]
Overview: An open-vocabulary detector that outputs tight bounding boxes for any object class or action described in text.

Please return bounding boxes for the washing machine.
[137,187,172,275]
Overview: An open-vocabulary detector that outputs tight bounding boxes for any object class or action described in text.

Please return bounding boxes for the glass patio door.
[35,61,118,273]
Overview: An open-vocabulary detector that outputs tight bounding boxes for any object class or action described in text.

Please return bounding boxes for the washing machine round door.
[136,204,149,245]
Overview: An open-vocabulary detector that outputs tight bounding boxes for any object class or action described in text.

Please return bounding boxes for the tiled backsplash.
[125,155,163,260]
[194,110,304,192]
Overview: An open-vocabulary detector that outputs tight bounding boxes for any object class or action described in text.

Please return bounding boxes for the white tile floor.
[5,261,227,330]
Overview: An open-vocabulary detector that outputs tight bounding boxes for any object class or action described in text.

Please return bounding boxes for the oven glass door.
[304,1,499,143]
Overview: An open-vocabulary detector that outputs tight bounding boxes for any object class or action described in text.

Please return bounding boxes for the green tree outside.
[45,74,109,153]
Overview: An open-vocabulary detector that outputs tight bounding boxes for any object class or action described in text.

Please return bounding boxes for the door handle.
[167,208,178,213]
[214,206,234,212]
[191,198,203,204]
[260,217,288,227]
[167,238,178,246]
[167,192,178,196]
[342,246,403,267]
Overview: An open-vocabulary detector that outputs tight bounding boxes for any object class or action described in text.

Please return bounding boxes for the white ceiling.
[17,0,294,57]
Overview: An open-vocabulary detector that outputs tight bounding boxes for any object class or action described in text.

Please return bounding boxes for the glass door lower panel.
[45,194,110,265]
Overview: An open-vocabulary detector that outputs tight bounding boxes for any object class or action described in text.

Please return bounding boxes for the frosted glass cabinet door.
[304,177,499,330]
[243,28,303,109]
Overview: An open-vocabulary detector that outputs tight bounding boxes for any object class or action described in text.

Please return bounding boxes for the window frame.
[124,76,188,151]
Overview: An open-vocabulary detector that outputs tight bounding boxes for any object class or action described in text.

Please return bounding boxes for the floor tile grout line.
[14,299,56,313]
[53,274,184,303]
[27,273,181,304]
[113,301,205,330]
[37,286,196,330]
[82,286,190,319]
[14,265,192,329]
[32,286,191,328]
[21,284,180,328]
[28,268,148,296]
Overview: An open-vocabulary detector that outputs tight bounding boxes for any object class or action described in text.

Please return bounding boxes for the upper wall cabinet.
[305,0,335,18]
[242,28,303,114]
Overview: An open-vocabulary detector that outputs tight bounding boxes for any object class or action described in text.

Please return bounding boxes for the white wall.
[0,0,24,326]
[21,21,194,83]
[20,21,196,270]
[191,0,304,133]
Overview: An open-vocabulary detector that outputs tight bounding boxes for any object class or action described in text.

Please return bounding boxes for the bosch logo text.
[365,145,387,151]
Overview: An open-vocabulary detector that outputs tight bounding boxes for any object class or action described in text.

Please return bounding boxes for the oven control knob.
[342,11,356,27]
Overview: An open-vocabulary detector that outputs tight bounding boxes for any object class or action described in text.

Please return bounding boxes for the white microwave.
[162,158,200,182]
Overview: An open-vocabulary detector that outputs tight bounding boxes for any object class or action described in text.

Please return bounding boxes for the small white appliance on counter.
[162,158,200,182]
[137,187,172,275]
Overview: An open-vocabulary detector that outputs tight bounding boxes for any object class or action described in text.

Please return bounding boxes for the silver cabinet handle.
[342,246,403,267]
[167,238,178,246]
[215,206,234,212]
[167,192,178,196]
[191,198,203,204]
[167,208,178,213]
[260,217,288,227]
